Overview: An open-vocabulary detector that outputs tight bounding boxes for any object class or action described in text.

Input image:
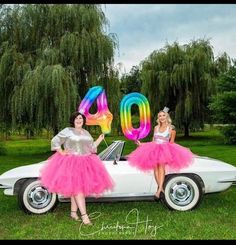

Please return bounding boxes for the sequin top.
[51,127,97,155]
[153,126,171,144]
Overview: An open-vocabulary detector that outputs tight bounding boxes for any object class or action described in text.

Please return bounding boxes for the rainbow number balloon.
[78,86,113,134]
[120,92,151,140]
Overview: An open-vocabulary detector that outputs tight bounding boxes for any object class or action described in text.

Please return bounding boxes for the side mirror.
[113,154,120,165]
[115,154,120,160]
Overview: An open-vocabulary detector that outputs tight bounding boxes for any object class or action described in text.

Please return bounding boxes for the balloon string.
[103,138,108,147]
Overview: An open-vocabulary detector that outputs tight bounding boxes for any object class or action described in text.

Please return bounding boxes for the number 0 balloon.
[120,92,151,140]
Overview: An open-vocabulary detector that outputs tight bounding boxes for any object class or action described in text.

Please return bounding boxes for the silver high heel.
[70,211,79,221]
[81,213,93,225]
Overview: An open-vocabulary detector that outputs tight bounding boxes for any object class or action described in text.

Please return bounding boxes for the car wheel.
[162,174,204,211]
[18,179,58,214]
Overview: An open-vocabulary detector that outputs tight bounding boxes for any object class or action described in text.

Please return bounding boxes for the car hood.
[0,161,46,180]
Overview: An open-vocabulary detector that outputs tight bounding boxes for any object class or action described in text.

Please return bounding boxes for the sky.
[102,4,236,74]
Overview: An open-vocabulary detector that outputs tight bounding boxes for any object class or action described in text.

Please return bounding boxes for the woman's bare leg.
[154,166,160,196]
[70,196,79,220]
[156,164,165,198]
[74,193,91,225]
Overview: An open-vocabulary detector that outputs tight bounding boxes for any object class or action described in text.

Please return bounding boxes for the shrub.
[220,125,236,144]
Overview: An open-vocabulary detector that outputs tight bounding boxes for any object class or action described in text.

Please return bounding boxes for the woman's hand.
[57,149,70,155]
[98,134,105,141]
[135,140,141,146]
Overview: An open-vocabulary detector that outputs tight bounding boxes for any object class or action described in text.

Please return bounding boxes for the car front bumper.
[0,184,14,195]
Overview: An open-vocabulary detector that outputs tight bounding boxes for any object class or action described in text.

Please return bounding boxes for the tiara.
[163,106,169,113]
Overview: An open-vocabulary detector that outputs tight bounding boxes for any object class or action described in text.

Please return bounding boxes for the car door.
[103,160,153,196]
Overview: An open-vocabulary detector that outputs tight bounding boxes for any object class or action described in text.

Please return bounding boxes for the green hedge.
[221,125,236,144]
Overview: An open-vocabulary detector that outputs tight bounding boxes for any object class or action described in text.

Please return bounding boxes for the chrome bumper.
[218,179,236,185]
[0,184,12,189]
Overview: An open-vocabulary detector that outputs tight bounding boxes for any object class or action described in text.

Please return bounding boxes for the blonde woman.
[128,107,194,199]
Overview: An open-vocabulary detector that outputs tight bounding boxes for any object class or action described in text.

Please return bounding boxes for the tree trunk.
[26,128,34,139]
[53,126,59,136]
[184,124,189,137]
[79,69,89,99]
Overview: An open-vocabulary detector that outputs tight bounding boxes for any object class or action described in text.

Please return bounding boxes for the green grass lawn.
[0,129,236,239]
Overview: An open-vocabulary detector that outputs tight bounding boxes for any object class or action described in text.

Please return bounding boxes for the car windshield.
[99,141,126,161]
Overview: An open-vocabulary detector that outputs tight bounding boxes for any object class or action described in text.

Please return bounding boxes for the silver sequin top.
[153,126,170,144]
[51,127,97,155]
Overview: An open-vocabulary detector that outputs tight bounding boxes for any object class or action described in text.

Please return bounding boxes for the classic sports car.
[0,140,236,214]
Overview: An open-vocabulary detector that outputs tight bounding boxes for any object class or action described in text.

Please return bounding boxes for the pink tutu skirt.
[128,142,194,171]
[40,152,114,197]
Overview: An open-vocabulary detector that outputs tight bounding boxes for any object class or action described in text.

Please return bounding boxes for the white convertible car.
[0,140,236,214]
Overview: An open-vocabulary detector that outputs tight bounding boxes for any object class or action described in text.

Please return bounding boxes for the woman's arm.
[153,125,158,142]
[169,129,176,143]
[51,128,69,154]
[94,134,104,147]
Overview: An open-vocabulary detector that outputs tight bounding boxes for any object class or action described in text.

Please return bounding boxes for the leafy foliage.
[209,61,236,144]
[120,66,142,94]
[140,39,229,136]
[0,4,117,136]
[220,126,236,144]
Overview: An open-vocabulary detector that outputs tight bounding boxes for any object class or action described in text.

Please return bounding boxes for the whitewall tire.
[18,179,58,214]
[162,174,204,211]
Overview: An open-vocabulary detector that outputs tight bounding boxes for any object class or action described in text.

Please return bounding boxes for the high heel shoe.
[81,213,93,226]
[154,189,165,200]
[70,211,79,221]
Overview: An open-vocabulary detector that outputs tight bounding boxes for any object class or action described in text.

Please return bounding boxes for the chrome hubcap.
[169,181,194,206]
[27,185,52,209]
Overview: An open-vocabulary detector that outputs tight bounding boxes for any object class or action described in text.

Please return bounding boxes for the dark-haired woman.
[40,112,114,225]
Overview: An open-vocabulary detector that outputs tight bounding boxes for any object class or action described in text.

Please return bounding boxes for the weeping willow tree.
[0,4,117,136]
[120,66,142,94]
[11,63,78,136]
[0,44,30,138]
[98,67,122,135]
[209,60,236,144]
[141,39,227,136]
[140,46,172,125]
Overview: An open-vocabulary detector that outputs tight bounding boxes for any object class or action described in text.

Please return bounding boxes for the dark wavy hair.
[69,112,86,127]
